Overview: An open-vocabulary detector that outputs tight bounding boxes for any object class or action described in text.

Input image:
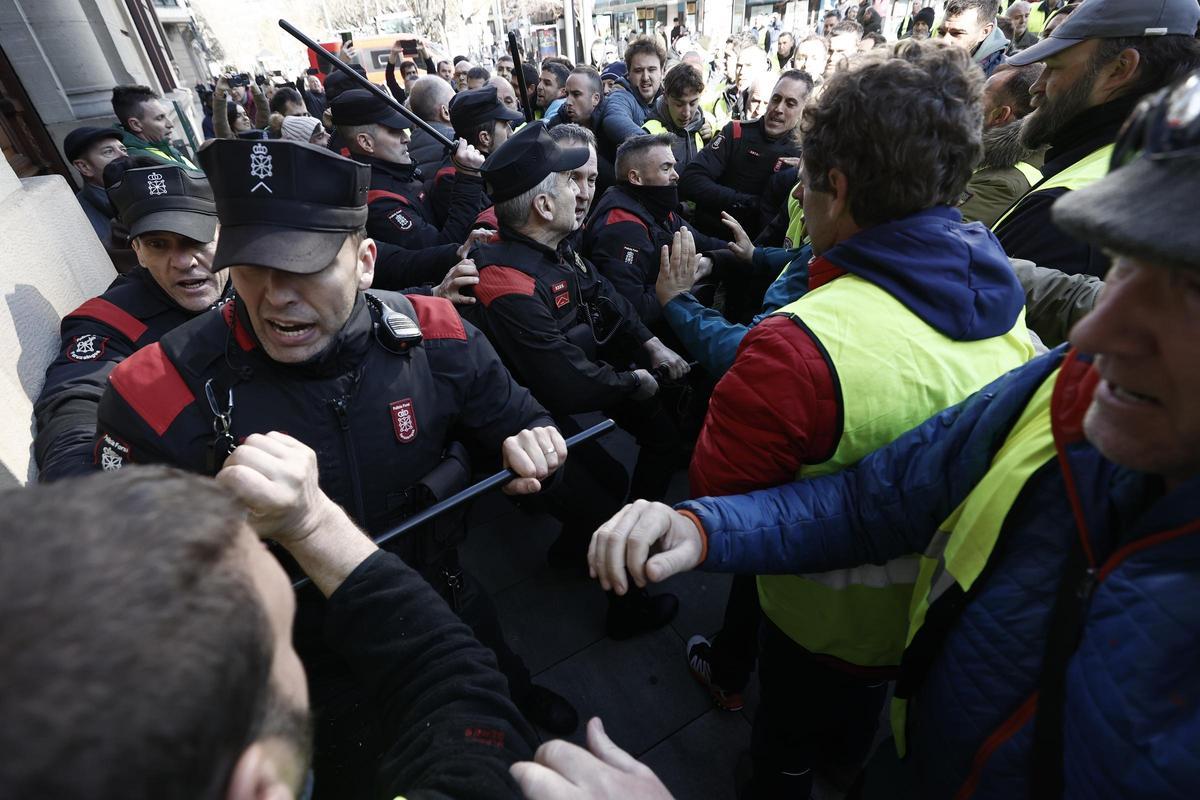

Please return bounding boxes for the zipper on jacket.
[331,396,368,525]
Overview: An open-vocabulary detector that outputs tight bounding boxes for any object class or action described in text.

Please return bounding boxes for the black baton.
[508,31,535,123]
[278,18,456,152]
[291,418,616,590]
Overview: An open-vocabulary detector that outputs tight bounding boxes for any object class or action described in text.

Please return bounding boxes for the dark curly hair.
[801,39,983,227]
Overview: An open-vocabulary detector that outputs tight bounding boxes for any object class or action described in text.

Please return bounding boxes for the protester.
[405,75,456,175]
[0,458,537,799]
[641,63,708,171]
[939,0,1010,76]
[1006,1,1039,51]
[586,67,1200,800]
[598,36,667,152]
[958,62,1044,226]
[110,84,197,169]
[994,0,1200,277]
[556,66,603,129]
[536,62,570,120]
[35,162,222,481]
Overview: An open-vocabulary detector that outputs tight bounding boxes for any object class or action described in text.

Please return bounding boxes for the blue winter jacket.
[597,78,657,152]
[680,347,1200,799]
[662,244,811,375]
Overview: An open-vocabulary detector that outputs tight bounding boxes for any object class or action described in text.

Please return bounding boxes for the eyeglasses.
[1111,73,1200,171]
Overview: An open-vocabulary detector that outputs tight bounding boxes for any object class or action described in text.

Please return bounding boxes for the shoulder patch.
[435,165,457,185]
[68,297,148,343]
[66,333,109,362]
[406,294,467,341]
[367,189,413,207]
[108,342,195,436]
[605,208,649,232]
[710,133,725,150]
[389,208,414,231]
[95,432,132,471]
[475,265,537,308]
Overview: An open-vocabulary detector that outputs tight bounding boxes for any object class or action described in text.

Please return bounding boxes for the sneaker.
[605,588,679,640]
[516,684,579,736]
[687,634,745,711]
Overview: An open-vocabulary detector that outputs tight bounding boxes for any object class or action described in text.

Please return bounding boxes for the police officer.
[428,85,523,227]
[584,133,732,328]
[93,138,578,796]
[464,123,689,639]
[34,162,225,481]
[678,70,809,240]
[332,89,487,251]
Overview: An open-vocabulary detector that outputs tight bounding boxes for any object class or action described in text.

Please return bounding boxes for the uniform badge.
[622,246,637,265]
[710,133,724,149]
[67,333,107,362]
[146,171,168,196]
[555,292,571,309]
[390,208,414,231]
[773,158,784,173]
[573,252,588,274]
[95,433,131,471]
[551,281,567,293]
[390,398,418,443]
[250,142,274,193]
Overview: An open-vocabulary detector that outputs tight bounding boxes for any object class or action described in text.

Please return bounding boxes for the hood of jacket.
[823,206,1025,341]
[974,25,1010,64]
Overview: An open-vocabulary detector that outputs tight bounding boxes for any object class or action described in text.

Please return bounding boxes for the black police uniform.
[35,162,221,482]
[582,183,732,327]
[364,154,485,248]
[92,138,554,798]
[678,117,801,239]
[34,268,227,481]
[428,87,523,228]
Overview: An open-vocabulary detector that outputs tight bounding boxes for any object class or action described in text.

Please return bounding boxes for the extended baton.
[278,18,456,152]
[508,31,535,123]
[291,418,616,590]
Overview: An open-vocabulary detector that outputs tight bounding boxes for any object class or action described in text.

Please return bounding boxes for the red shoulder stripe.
[605,208,648,232]
[406,294,467,341]
[367,189,412,206]
[475,265,537,308]
[731,121,742,139]
[475,206,498,230]
[222,303,256,351]
[108,343,194,436]
[68,297,148,342]
[435,165,457,185]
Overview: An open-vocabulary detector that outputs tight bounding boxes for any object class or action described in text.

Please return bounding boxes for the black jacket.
[464,227,653,416]
[328,549,535,799]
[582,184,730,325]
[678,117,801,239]
[427,157,491,229]
[408,121,455,177]
[993,97,1138,278]
[34,268,225,481]
[364,155,483,249]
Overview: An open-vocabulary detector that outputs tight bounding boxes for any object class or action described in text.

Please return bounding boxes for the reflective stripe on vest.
[642,118,703,152]
[1014,160,1042,186]
[992,144,1113,231]
[757,276,1036,668]
[890,366,1060,756]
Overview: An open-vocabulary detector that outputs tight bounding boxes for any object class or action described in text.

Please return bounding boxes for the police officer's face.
[667,89,701,128]
[537,172,580,236]
[132,231,224,312]
[763,78,809,138]
[1071,255,1200,486]
[231,234,376,364]
[487,119,513,152]
[629,54,663,103]
[632,145,678,187]
[568,147,599,227]
[368,125,412,165]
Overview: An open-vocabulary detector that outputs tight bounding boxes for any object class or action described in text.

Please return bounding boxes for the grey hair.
[495,171,564,229]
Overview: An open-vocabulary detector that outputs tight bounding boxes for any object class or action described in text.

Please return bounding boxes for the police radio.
[370,297,423,353]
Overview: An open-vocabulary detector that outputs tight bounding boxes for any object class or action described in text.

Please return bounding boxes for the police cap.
[449,86,524,139]
[481,122,589,203]
[106,164,217,243]
[197,138,370,274]
[330,89,411,131]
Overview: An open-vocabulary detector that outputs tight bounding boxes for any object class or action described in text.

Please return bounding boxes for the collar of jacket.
[235,292,374,377]
[1043,95,1140,174]
[651,98,705,134]
[362,154,421,183]
[79,182,113,215]
[496,223,566,260]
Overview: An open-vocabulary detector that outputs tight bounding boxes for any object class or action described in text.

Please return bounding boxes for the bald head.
[488,75,520,114]
[409,75,454,124]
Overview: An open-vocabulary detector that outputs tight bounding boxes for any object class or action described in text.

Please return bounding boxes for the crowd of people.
[11,0,1200,797]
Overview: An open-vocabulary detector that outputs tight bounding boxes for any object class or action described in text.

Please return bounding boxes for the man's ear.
[357,236,376,291]
[438,103,451,123]
[225,743,293,800]
[478,130,492,152]
[1094,47,1142,104]
[989,103,1014,127]
[627,167,644,186]
[533,192,554,222]
[73,158,95,179]
[355,132,374,155]
[826,167,852,221]
[126,116,144,135]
